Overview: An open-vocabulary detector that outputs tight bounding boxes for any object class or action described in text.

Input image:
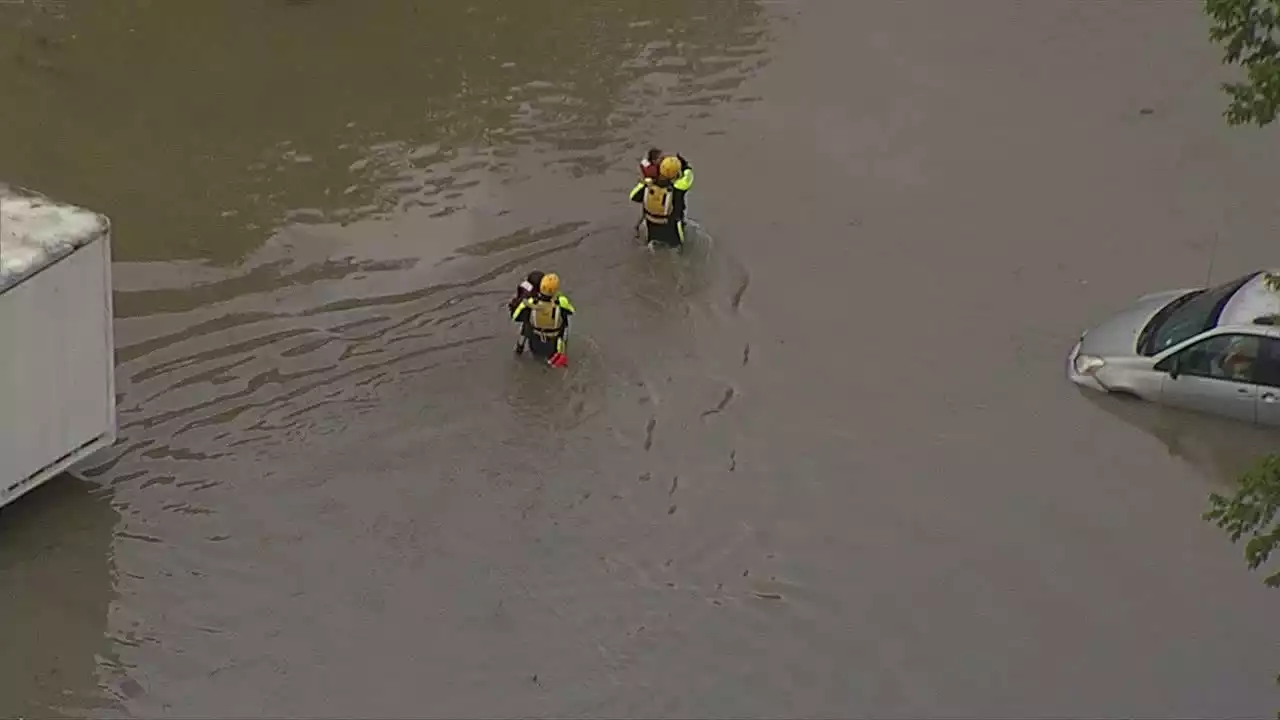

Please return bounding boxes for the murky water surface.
[1,1,1278,717]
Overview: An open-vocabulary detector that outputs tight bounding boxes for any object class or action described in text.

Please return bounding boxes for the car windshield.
[1142,272,1257,355]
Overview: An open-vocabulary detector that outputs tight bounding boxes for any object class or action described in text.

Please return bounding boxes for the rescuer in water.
[630,154,694,249]
[511,272,575,367]
[635,147,663,236]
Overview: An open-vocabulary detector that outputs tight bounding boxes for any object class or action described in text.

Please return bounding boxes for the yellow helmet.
[539,272,560,296]
[659,155,682,180]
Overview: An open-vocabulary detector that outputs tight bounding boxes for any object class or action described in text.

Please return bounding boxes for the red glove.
[548,352,569,368]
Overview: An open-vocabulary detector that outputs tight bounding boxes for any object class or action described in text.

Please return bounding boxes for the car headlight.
[1074,354,1105,375]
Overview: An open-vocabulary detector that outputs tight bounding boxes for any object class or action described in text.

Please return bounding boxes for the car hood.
[1077,289,1195,357]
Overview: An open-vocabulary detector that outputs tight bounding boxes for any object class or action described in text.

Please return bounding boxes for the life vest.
[642,182,673,224]
[528,297,564,337]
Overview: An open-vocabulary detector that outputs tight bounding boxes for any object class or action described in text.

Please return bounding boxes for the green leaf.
[1205,0,1280,126]
[1204,452,1280,574]
[1206,450,1280,716]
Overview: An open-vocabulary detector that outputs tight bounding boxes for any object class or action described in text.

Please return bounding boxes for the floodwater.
[2,0,1279,716]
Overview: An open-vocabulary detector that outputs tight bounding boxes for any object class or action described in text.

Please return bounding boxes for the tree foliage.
[1204,455,1280,712]
[1203,4,1280,709]
[1205,454,1280,588]
[1205,9,1280,593]
[1205,0,1280,126]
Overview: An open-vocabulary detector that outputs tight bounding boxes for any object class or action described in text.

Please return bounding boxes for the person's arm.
[673,160,694,192]
[556,297,576,353]
[507,284,530,314]
[557,313,571,353]
[512,299,530,323]
[630,180,648,203]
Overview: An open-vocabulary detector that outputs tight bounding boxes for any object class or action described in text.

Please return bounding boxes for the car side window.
[1164,333,1263,383]
[1254,337,1280,388]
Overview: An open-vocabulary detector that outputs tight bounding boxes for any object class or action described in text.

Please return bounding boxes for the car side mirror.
[1168,354,1181,379]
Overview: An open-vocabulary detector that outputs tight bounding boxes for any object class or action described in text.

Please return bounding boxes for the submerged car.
[1067,270,1280,426]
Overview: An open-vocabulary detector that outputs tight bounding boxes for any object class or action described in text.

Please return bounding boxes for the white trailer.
[0,184,116,510]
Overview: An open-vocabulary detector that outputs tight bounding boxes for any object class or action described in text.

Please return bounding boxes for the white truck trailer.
[0,184,116,510]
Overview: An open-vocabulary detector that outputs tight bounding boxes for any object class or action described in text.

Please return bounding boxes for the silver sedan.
[1067,270,1280,426]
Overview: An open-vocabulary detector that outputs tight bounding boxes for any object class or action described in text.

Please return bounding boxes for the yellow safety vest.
[642,182,673,224]
[528,298,563,337]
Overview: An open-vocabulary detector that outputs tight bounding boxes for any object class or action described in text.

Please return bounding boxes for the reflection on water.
[0,0,773,714]
[0,475,120,719]
[1078,389,1280,489]
[0,0,770,265]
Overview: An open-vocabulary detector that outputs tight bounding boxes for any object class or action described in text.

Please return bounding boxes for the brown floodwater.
[1,0,1278,717]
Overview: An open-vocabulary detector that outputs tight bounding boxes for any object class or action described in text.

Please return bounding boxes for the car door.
[1156,333,1261,424]
[1251,336,1280,426]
